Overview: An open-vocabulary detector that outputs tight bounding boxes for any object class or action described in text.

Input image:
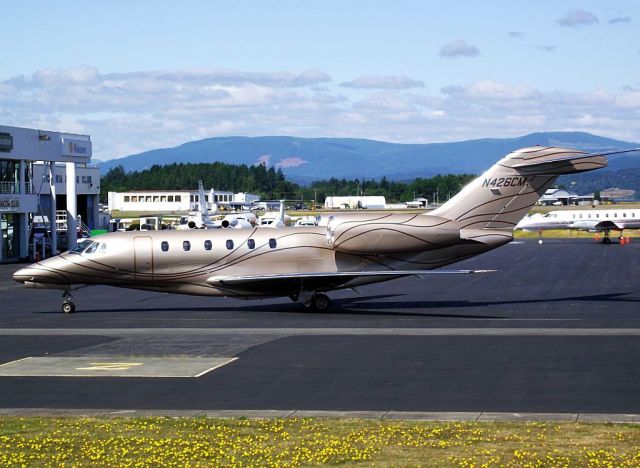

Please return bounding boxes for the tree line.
[100,162,476,204]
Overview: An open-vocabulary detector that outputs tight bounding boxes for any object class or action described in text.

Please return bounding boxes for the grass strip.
[1,417,639,466]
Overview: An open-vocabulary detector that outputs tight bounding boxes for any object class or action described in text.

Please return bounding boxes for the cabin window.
[572,214,576,219]
[269,238,277,249]
[226,239,234,250]
[168,195,174,202]
[175,195,181,202]
[124,196,130,202]
[606,213,609,218]
[623,213,627,217]
[99,243,107,253]
[596,214,599,218]
[161,196,167,202]
[161,241,169,252]
[131,196,138,202]
[247,239,255,249]
[153,196,160,202]
[204,240,212,251]
[183,240,191,251]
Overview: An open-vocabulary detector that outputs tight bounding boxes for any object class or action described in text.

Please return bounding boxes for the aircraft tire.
[311,293,330,312]
[603,237,612,245]
[62,302,75,314]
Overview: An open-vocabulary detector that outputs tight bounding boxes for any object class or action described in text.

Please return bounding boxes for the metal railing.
[0,181,33,194]
[55,210,91,236]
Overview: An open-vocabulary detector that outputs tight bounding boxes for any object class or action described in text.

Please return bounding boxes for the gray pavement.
[0,238,639,419]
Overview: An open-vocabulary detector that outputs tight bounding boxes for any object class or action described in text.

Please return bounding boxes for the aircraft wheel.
[62,302,75,314]
[311,293,330,312]
[603,237,612,245]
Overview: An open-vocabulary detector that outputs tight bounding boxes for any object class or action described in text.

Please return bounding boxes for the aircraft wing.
[207,269,493,295]
[591,220,640,230]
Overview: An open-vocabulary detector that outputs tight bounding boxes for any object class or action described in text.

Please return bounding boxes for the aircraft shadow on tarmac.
[32,292,640,319]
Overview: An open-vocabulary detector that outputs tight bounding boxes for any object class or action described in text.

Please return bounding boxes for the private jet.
[13,146,637,313]
[516,208,640,243]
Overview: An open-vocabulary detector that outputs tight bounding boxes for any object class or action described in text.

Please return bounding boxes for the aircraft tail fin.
[430,146,608,230]
[197,180,210,223]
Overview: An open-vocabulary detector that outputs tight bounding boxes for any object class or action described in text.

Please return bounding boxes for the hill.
[98,132,640,184]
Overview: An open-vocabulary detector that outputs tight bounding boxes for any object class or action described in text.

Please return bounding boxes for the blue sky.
[1,1,639,160]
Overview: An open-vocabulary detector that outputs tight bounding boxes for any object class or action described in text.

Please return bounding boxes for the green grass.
[1,417,639,466]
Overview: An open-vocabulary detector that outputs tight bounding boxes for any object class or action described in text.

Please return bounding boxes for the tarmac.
[0,238,639,421]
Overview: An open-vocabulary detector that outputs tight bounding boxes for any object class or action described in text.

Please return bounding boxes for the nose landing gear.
[62,291,75,314]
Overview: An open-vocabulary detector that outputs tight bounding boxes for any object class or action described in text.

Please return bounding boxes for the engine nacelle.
[326,214,460,254]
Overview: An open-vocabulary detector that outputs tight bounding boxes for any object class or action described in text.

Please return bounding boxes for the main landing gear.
[293,290,332,312]
[310,293,331,312]
[62,290,75,314]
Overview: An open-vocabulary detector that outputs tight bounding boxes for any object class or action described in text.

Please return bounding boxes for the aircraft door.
[134,236,153,282]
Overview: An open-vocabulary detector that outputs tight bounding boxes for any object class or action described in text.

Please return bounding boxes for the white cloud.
[341,75,424,89]
[2,66,639,159]
[439,39,479,58]
[557,10,599,28]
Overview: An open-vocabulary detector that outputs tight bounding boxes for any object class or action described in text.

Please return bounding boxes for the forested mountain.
[99,132,640,184]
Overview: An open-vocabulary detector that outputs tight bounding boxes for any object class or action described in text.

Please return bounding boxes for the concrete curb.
[1,408,639,423]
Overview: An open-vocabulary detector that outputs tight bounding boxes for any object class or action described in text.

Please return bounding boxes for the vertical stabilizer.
[197,180,210,223]
[430,147,607,230]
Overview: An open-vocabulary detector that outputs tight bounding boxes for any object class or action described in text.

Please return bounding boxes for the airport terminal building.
[108,190,260,212]
[0,125,99,262]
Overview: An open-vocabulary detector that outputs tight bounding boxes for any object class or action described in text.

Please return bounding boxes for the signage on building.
[0,197,20,211]
[61,138,92,159]
[0,132,12,152]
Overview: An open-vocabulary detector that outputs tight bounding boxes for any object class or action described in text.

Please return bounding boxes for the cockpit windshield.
[68,239,96,254]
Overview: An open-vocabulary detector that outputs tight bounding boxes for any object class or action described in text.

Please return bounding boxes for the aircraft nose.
[12,261,66,285]
[13,265,41,283]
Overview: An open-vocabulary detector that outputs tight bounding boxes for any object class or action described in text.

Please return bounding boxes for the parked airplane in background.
[257,201,288,228]
[13,146,638,313]
[516,209,640,243]
[177,180,256,229]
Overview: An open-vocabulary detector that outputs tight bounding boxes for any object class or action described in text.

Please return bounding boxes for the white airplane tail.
[197,180,211,223]
[430,146,608,230]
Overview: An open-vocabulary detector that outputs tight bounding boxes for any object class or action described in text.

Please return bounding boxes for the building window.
[183,240,191,251]
[131,196,138,202]
[269,238,277,249]
[168,195,174,202]
[247,239,255,249]
[175,195,181,202]
[153,196,159,202]
[226,239,234,250]
[161,241,169,252]
[146,196,152,202]
[124,196,130,202]
[204,240,212,251]
[161,196,167,202]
